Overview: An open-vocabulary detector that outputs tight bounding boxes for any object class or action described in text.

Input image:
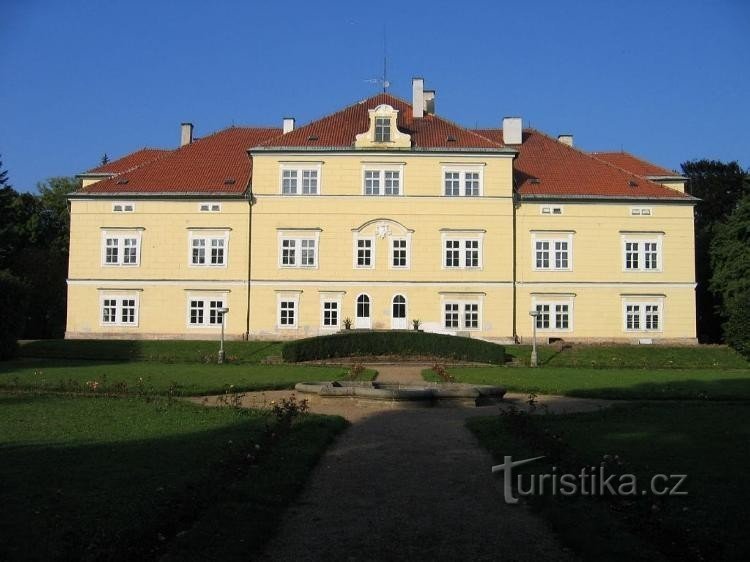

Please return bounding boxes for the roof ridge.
[526,127,675,192]
[589,150,680,177]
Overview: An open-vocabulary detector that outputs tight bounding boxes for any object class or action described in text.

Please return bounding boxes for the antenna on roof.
[382,24,389,92]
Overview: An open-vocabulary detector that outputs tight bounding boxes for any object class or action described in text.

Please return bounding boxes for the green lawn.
[0,393,347,561]
[505,344,748,369]
[423,366,750,400]
[19,339,284,363]
[468,402,750,560]
[0,359,375,396]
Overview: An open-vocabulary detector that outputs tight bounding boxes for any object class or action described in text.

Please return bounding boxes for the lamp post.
[529,310,540,367]
[218,307,229,364]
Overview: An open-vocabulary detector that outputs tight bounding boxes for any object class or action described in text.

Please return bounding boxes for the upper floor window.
[281,164,321,195]
[189,231,229,267]
[541,205,563,215]
[622,235,662,272]
[444,239,482,269]
[630,207,652,216]
[363,167,402,195]
[443,167,483,196]
[354,236,375,269]
[112,202,135,213]
[199,202,221,212]
[390,237,409,269]
[375,117,391,142]
[532,233,573,271]
[278,229,321,268]
[101,230,142,266]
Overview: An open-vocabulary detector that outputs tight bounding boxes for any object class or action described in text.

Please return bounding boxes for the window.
[630,207,652,216]
[444,239,482,269]
[355,237,374,268]
[190,234,228,266]
[533,300,572,331]
[443,168,483,196]
[279,300,297,328]
[357,294,370,319]
[623,237,662,271]
[281,165,320,195]
[391,238,408,268]
[100,295,139,326]
[533,234,572,271]
[187,297,226,328]
[363,169,401,195]
[280,237,317,267]
[102,232,141,266]
[392,295,406,318]
[112,202,135,213]
[199,202,221,212]
[624,302,661,332]
[374,117,391,142]
[322,300,339,328]
[541,206,563,215]
[443,300,481,330]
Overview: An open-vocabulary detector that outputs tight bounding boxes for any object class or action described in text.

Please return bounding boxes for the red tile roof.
[589,151,682,178]
[85,148,170,175]
[80,127,281,194]
[474,129,692,200]
[258,93,504,150]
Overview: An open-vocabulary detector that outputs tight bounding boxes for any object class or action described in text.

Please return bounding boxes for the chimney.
[558,134,573,147]
[180,122,193,147]
[283,117,295,134]
[502,117,523,145]
[412,77,424,119]
[424,90,436,115]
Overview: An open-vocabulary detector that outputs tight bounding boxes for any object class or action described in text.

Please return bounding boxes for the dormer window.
[375,117,391,142]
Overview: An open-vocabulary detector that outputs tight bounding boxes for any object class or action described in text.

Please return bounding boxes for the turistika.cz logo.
[492,456,688,505]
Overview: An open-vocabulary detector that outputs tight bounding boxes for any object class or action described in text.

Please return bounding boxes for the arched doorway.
[356,294,371,329]
[391,294,407,329]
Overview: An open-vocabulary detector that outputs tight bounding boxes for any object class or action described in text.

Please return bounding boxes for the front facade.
[67,80,697,343]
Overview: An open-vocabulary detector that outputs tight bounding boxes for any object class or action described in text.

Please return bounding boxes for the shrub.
[282,331,505,364]
[0,270,28,360]
[725,292,750,359]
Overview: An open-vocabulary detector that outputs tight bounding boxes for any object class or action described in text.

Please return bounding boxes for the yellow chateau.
[67,79,697,344]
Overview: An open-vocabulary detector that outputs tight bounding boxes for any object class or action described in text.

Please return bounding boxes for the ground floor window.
[533,300,572,331]
[624,302,661,332]
[322,300,339,328]
[188,297,226,327]
[100,295,139,326]
[443,301,481,330]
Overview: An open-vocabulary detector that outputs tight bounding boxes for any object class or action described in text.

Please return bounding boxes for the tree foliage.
[682,159,750,342]
[0,270,28,359]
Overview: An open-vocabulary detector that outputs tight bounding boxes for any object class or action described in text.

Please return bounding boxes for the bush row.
[0,271,28,360]
[281,330,505,364]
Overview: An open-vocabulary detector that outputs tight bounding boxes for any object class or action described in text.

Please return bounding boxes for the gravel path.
[191,365,615,560]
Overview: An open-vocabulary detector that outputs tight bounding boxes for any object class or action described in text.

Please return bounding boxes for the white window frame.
[277,292,301,329]
[621,234,663,272]
[374,116,392,142]
[622,299,664,333]
[361,164,405,196]
[531,297,574,332]
[540,205,563,215]
[441,297,483,331]
[531,232,573,271]
[280,163,322,195]
[389,236,411,270]
[186,294,228,329]
[441,232,484,270]
[442,166,484,197]
[320,293,343,330]
[630,207,652,216]
[112,202,135,213]
[101,229,143,267]
[353,235,376,269]
[99,293,140,327]
[198,202,222,212]
[188,231,230,268]
[277,230,321,269]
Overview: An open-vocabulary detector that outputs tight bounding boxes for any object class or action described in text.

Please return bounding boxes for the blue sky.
[1,0,748,192]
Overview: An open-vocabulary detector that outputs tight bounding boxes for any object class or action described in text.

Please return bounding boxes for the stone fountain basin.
[294,380,506,401]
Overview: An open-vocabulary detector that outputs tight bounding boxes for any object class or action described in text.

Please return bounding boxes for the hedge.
[281,331,505,364]
[725,293,750,360]
[0,270,28,360]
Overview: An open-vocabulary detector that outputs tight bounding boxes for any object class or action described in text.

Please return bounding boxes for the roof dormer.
[354,104,411,149]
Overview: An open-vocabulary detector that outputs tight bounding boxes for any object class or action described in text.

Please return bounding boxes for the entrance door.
[355,294,371,329]
[391,294,407,329]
